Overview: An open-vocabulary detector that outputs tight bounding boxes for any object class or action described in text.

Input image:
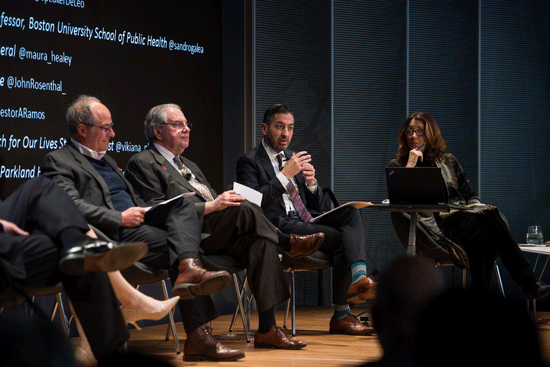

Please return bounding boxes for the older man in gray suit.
[125,103,327,350]
[41,95,244,362]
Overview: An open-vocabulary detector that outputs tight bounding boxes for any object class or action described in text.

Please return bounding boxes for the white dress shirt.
[71,138,107,160]
[262,139,317,214]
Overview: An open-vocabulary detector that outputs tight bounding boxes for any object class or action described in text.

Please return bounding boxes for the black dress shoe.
[59,239,147,276]
[523,280,550,300]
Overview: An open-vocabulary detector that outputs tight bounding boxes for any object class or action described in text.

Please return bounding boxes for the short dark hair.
[263,104,293,125]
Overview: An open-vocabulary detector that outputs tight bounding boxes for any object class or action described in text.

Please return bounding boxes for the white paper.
[144,192,195,212]
[233,182,263,207]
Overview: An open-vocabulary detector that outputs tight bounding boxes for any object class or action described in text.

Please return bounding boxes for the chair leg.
[161,280,180,354]
[229,272,251,341]
[283,268,296,336]
[30,292,70,338]
[55,293,71,338]
[283,269,293,331]
[292,268,296,336]
[228,273,250,342]
[494,263,505,298]
[451,266,457,287]
[229,283,242,331]
[283,297,290,330]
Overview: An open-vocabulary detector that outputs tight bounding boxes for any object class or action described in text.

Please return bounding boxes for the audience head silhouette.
[416,288,546,367]
[369,255,446,365]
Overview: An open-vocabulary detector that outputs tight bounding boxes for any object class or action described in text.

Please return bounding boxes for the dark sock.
[277,230,291,251]
[57,227,89,254]
[258,307,276,333]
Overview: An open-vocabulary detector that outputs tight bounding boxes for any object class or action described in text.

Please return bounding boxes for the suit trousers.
[0,175,90,250]
[118,197,217,332]
[278,206,367,305]
[8,232,129,359]
[0,176,128,360]
[200,201,290,313]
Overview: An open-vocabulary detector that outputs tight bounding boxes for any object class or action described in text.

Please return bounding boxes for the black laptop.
[385,167,449,205]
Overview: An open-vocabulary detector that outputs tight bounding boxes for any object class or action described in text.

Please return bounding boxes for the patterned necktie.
[173,156,214,202]
[276,153,313,223]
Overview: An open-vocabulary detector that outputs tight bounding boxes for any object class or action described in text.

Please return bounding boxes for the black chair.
[0,282,71,338]
[199,253,251,342]
[119,263,181,353]
[279,250,333,336]
[273,188,341,336]
[90,225,181,353]
[25,284,71,337]
[390,211,505,296]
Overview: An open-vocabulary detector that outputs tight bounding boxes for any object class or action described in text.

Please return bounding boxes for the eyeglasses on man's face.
[161,122,193,131]
[405,128,425,136]
[85,123,114,131]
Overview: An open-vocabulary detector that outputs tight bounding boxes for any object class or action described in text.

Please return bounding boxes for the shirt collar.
[70,138,106,160]
[154,142,180,170]
[262,139,284,163]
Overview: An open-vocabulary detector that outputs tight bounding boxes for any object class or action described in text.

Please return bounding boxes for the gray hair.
[144,103,181,142]
[66,95,101,135]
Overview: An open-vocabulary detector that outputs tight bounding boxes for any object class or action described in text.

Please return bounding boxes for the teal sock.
[351,261,367,284]
[333,305,351,320]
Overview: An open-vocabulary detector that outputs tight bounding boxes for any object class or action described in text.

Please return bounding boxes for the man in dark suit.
[125,103,324,350]
[237,104,376,335]
[41,95,244,362]
[0,175,146,362]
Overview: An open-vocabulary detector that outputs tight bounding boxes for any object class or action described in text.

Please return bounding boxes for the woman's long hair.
[395,112,446,166]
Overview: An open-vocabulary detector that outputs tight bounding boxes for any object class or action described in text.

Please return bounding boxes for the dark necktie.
[173,156,214,202]
[276,153,313,223]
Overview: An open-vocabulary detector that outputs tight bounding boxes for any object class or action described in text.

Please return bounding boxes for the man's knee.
[169,197,201,224]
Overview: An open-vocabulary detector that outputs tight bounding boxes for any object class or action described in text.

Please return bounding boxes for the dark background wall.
[241,0,550,306]
[5,0,550,325]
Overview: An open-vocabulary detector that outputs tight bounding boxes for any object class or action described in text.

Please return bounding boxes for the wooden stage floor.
[80,306,550,366]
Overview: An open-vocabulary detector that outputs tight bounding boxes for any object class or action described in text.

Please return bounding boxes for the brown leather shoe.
[172,258,231,299]
[346,276,377,304]
[329,314,374,335]
[184,325,245,361]
[284,232,325,257]
[254,325,307,349]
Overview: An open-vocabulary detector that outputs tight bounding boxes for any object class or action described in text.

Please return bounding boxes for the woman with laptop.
[388,112,550,300]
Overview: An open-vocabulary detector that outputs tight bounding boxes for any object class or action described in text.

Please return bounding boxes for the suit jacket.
[41,141,146,239]
[125,146,216,230]
[236,143,324,228]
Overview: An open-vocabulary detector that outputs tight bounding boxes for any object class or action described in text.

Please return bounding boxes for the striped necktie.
[276,153,313,223]
[173,156,214,202]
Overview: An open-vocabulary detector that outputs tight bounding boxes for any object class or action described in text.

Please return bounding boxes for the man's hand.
[204,190,245,215]
[120,207,146,227]
[281,151,312,179]
[301,163,317,187]
[0,219,30,236]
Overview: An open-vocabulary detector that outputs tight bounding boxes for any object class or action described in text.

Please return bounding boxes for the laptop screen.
[385,167,448,205]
